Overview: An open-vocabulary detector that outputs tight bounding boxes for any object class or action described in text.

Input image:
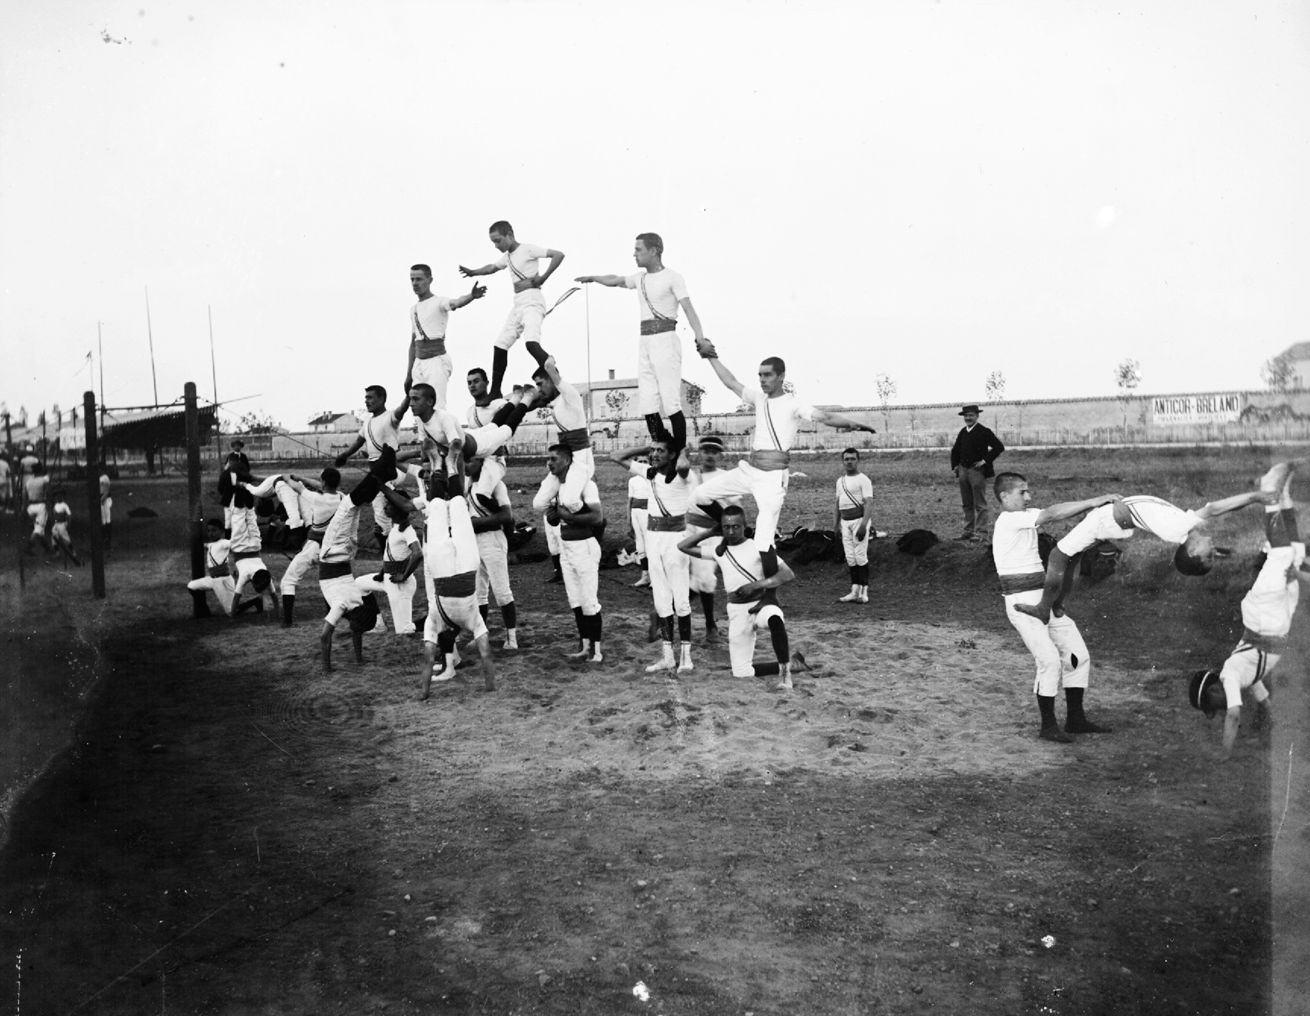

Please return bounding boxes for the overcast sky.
[3,0,1308,431]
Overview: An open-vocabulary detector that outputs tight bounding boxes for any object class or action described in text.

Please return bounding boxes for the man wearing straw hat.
[949,404,1004,543]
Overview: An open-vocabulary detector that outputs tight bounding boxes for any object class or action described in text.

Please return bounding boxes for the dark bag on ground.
[897,529,938,556]
[1079,539,1121,581]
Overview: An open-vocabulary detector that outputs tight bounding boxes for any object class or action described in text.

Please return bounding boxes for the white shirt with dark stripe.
[741,386,815,453]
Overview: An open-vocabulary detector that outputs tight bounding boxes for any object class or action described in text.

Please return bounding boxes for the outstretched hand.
[469,282,487,299]
[458,265,474,278]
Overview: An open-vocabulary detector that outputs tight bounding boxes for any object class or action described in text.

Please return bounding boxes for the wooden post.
[184,382,208,618]
[83,391,106,597]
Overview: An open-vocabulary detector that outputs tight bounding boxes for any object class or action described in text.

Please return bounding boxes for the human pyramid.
[188,220,1298,754]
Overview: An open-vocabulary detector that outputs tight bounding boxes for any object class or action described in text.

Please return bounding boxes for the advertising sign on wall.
[1151,393,1243,425]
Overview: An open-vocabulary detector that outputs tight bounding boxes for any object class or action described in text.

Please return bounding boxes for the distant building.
[307,411,358,434]
[577,370,706,420]
[1273,342,1310,390]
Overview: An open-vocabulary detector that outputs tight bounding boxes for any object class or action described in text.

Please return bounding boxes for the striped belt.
[629,498,648,510]
[748,449,790,471]
[647,514,686,533]
[999,572,1045,595]
[640,318,678,335]
[557,427,591,452]
[839,506,865,521]
[319,560,353,580]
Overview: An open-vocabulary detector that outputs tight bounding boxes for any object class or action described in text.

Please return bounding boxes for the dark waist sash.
[320,560,353,580]
[382,561,407,577]
[748,449,790,471]
[685,511,716,530]
[1241,628,1287,653]
[999,571,1046,595]
[647,513,686,533]
[562,525,596,542]
[640,317,678,335]
[232,550,263,561]
[629,498,649,510]
[207,564,229,578]
[414,337,448,356]
[839,506,865,521]
[306,529,326,543]
[557,427,591,452]
[435,571,476,597]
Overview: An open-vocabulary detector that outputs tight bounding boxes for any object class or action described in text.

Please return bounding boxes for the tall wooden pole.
[185,382,209,617]
[145,286,159,404]
[208,305,222,463]
[83,391,106,597]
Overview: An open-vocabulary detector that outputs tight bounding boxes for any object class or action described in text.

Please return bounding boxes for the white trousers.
[646,528,691,616]
[412,354,453,411]
[355,572,417,634]
[187,575,237,615]
[840,517,870,566]
[726,601,784,678]
[424,593,487,643]
[1003,591,1091,696]
[475,530,513,606]
[694,461,789,552]
[685,523,719,593]
[494,293,546,351]
[637,331,683,416]
[630,508,648,558]
[560,538,601,613]
[281,539,323,595]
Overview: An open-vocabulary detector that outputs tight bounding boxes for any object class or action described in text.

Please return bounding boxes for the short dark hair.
[410,264,432,278]
[635,232,664,255]
[410,382,436,403]
[993,472,1027,498]
[760,356,786,375]
[251,569,271,592]
[841,447,860,459]
[365,384,387,402]
[347,594,381,633]
[205,516,224,530]
[467,367,488,382]
[722,504,746,521]
[532,366,550,384]
[489,220,513,236]
[320,467,341,489]
[1189,669,1223,717]
[548,443,574,459]
[1173,544,1212,577]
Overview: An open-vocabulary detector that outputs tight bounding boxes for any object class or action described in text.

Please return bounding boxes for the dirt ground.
[1,447,1307,1015]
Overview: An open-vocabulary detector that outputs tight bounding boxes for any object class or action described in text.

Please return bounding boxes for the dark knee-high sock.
[551,553,562,576]
[1065,687,1087,725]
[1037,694,1058,728]
[502,601,517,630]
[524,340,550,368]
[855,564,869,585]
[767,614,789,663]
[490,347,509,398]
[573,606,585,643]
[479,603,490,623]
[437,629,456,655]
[282,594,295,626]
[753,660,781,676]
[849,565,860,584]
[659,615,674,642]
[677,614,692,643]
[669,412,686,452]
[493,400,531,433]
[586,610,603,645]
[645,414,665,443]
[699,591,717,627]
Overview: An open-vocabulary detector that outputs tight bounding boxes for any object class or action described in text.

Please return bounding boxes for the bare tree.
[1114,358,1142,429]
[1261,352,1301,392]
[984,371,1006,402]
[874,373,897,432]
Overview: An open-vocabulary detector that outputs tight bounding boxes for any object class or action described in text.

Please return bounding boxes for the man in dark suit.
[950,404,1004,541]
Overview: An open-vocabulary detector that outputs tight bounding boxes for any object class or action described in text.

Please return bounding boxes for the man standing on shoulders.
[834,447,874,604]
[950,404,1004,542]
[575,232,706,452]
[459,221,565,399]
[404,264,486,410]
